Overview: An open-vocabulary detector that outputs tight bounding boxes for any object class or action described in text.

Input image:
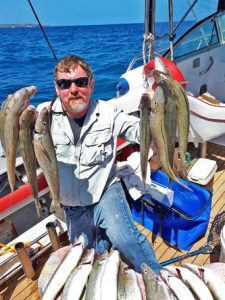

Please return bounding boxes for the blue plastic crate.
[132,170,212,250]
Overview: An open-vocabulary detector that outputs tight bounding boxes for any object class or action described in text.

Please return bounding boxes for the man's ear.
[90,78,95,91]
[54,82,60,96]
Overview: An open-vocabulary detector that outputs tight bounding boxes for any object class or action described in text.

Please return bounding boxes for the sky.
[0,0,146,26]
[0,1,218,26]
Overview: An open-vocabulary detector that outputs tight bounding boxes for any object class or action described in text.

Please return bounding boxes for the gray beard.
[69,102,87,113]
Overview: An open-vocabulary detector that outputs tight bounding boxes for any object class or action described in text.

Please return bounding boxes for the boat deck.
[0,142,224,299]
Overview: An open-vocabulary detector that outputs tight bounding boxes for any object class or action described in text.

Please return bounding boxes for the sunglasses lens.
[56,79,71,89]
[75,77,89,87]
[56,77,89,89]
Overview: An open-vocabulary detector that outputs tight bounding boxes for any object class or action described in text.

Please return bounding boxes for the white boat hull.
[188,94,225,141]
[109,68,225,143]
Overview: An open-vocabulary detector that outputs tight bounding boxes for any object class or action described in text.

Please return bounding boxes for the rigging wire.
[27,0,58,62]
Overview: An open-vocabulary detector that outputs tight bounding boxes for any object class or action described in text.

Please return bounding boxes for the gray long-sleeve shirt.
[45,97,140,207]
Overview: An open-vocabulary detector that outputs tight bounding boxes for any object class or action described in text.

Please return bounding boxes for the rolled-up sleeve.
[113,106,140,144]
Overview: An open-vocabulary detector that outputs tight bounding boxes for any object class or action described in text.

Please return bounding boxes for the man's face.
[55,65,94,119]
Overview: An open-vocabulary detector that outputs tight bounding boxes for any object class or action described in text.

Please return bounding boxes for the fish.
[158,78,177,170]
[150,85,191,191]
[61,248,95,300]
[117,261,142,300]
[3,86,37,192]
[160,269,195,300]
[19,105,41,217]
[141,263,158,300]
[85,250,109,300]
[183,263,225,300]
[166,265,213,300]
[139,92,151,184]
[173,82,190,178]
[154,56,170,74]
[0,94,13,151]
[42,235,84,300]
[101,250,120,300]
[33,107,63,220]
[141,263,175,300]
[156,70,190,178]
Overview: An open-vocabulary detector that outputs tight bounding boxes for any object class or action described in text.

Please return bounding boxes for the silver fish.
[117,261,142,300]
[19,105,41,217]
[61,248,95,300]
[140,92,151,185]
[141,263,158,300]
[0,94,13,151]
[85,250,109,300]
[4,86,36,192]
[160,71,190,178]
[42,235,84,300]
[160,269,195,300]
[150,85,191,191]
[33,107,63,220]
[167,265,213,300]
[141,263,175,300]
[101,250,120,300]
[154,56,170,74]
[155,74,177,170]
[183,263,225,300]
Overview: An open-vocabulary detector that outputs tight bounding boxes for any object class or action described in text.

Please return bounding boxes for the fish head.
[7,86,37,115]
[140,93,151,110]
[158,79,174,99]
[151,85,165,113]
[19,105,36,128]
[154,57,170,74]
[35,107,50,134]
[141,263,158,281]
[25,86,37,99]
[81,248,95,264]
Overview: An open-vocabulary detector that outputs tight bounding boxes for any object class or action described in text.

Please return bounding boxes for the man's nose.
[70,82,78,92]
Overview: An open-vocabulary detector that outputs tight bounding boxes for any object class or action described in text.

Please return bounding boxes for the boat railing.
[126,48,167,72]
[126,55,144,72]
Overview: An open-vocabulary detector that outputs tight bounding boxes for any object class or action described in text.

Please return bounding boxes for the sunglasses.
[56,77,90,89]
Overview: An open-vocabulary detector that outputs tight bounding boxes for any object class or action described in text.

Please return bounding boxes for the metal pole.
[168,0,174,61]
[149,0,155,60]
[145,0,150,36]
[14,242,35,279]
[46,222,61,251]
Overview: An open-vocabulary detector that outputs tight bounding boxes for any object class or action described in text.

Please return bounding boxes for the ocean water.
[0,23,146,106]
[0,22,192,107]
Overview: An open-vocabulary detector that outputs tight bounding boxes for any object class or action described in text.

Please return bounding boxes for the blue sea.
[0,22,191,107]
[0,24,146,106]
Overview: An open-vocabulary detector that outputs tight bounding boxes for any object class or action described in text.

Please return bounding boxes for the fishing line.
[27,0,58,62]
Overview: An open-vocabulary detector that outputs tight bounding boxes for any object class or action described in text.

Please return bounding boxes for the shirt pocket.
[81,127,113,166]
[52,134,71,158]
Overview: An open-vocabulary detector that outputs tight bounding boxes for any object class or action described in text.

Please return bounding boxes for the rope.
[27,0,58,62]
[142,32,154,65]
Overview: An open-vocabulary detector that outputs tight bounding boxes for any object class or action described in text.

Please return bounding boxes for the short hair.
[54,55,93,80]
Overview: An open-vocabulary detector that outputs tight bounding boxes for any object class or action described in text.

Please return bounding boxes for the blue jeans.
[62,180,162,274]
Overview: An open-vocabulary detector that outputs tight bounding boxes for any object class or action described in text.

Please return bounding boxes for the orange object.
[144,56,186,89]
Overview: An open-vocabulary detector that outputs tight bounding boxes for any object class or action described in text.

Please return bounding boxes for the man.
[47,55,161,274]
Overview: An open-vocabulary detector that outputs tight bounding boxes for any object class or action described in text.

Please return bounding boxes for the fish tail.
[34,198,42,217]
[176,178,193,192]
[50,201,65,221]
